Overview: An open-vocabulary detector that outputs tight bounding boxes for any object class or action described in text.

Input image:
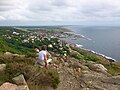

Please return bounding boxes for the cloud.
[0,16,6,20]
[1,0,120,25]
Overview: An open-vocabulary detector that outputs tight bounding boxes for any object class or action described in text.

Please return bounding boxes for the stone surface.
[0,52,119,90]
[12,74,27,85]
[4,52,12,55]
[0,64,6,73]
[0,82,30,90]
[93,64,108,73]
[88,64,108,73]
[52,55,120,90]
[18,85,29,90]
[0,82,18,90]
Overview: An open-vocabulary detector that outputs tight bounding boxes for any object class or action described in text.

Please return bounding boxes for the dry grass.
[0,54,60,89]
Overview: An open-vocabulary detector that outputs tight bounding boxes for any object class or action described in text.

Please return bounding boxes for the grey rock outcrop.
[87,63,108,73]
[0,74,29,90]
[0,82,18,90]
[0,64,6,74]
[93,64,108,73]
[4,52,12,55]
[0,82,30,90]
[52,56,120,90]
[4,52,25,57]
[12,74,29,90]
[12,74,27,85]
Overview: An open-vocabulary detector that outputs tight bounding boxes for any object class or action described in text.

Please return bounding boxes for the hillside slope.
[0,27,120,90]
[0,51,120,90]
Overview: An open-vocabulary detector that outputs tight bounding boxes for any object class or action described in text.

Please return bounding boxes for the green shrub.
[84,55,100,62]
[29,69,60,89]
[71,47,100,62]
[47,70,60,89]
[103,63,120,75]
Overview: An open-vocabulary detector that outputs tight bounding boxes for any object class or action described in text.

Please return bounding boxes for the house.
[13,32,19,35]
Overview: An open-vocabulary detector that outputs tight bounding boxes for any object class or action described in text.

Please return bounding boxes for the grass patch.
[102,63,120,75]
[84,55,100,62]
[71,47,100,62]
[47,70,60,89]
[0,54,60,89]
[29,69,60,89]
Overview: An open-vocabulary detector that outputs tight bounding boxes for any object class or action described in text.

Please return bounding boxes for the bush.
[84,55,100,62]
[47,70,60,89]
[103,63,120,75]
[71,47,100,62]
[29,69,60,89]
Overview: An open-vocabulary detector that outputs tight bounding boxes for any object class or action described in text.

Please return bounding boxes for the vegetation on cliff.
[0,26,120,90]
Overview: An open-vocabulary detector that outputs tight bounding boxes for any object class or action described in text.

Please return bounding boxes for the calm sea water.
[63,26,120,62]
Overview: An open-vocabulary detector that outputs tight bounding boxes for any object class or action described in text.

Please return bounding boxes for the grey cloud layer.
[0,0,120,25]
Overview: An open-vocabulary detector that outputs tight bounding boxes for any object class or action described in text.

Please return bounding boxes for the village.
[0,27,79,57]
[1,27,79,44]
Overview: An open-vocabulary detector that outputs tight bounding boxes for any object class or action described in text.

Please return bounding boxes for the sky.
[0,0,120,26]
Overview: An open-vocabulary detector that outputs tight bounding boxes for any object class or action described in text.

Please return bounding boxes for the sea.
[62,25,120,62]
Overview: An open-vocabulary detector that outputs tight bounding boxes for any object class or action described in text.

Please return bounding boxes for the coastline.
[65,39,116,62]
[80,47,116,62]
[60,28,116,62]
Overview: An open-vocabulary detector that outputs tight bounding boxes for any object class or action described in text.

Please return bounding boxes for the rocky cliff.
[0,50,120,90]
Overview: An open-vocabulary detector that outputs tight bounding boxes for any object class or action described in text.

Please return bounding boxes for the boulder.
[70,50,78,55]
[81,66,89,70]
[12,74,27,85]
[86,61,96,64]
[46,51,52,58]
[12,74,30,90]
[0,64,6,73]
[13,54,25,57]
[0,82,29,90]
[88,64,108,73]
[81,88,90,90]
[4,52,25,57]
[93,64,108,73]
[4,52,12,55]
[112,75,120,79]
[0,82,18,90]
[18,85,29,90]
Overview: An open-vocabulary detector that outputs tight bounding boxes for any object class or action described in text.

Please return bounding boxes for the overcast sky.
[0,0,120,26]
